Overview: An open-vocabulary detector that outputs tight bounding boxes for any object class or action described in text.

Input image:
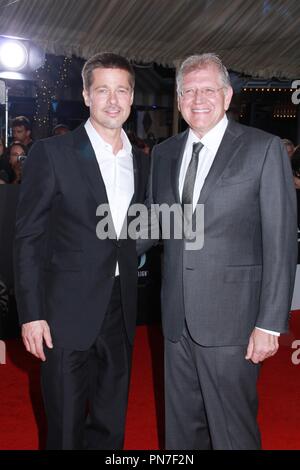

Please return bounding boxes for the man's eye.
[117,88,129,95]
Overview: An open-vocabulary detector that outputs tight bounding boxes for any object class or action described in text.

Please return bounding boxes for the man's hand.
[21,320,53,361]
[245,328,279,364]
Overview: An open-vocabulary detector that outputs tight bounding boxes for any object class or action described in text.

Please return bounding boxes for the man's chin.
[103,119,124,130]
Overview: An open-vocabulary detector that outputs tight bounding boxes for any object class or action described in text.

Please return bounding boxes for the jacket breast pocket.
[218,175,255,186]
[224,265,262,283]
[47,250,83,271]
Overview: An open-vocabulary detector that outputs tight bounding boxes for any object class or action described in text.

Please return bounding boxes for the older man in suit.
[143,53,297,449]
[14,53,149,449]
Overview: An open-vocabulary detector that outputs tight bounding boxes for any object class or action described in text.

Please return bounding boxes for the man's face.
[178,65,233,138]
[12,126,30,144]
[82,68,133,133]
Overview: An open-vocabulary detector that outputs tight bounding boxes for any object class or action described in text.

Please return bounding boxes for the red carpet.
[0,313,300,450]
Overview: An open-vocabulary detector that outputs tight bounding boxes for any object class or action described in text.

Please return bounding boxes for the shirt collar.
[187,114,228,153]
[85,118,132,156]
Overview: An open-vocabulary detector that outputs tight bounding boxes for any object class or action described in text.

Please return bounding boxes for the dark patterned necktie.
[182,141,203,207]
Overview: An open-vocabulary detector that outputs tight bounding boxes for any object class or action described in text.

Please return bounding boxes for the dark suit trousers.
[41,277,132,450]
[164,323,261,450]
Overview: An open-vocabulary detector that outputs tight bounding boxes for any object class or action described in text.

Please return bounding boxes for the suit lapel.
[73,124,109,205]
[197,120,244,205]
[171,130,189,204]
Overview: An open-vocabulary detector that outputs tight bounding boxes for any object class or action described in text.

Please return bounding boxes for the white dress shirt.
[179,115,228,210]
[179,115,279,337]
[85,119,134,275]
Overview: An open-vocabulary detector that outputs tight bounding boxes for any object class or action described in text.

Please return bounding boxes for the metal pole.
[296,103,300,145]
[172,62,179,136]
[5,85,8,147]
[172,81,179,136]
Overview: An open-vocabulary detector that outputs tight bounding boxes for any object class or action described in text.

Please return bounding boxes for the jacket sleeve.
[256,136,298,332]
[14,140,56,325]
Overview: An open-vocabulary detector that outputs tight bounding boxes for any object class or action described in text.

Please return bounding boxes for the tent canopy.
[0,0,300,78]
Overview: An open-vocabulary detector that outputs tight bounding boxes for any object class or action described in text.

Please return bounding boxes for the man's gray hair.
[176,53,231,94]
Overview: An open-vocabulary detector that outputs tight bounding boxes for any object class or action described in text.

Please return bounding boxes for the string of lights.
[33,56,72,131]
[242,87,297,119]
[242,87,295,93]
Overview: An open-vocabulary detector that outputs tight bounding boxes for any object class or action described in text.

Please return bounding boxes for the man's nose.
[193,89,206,102]
[107,90,118,103]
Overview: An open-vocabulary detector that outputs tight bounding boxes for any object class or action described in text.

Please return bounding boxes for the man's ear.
[224,86,233,111]
[82,89,90,107]
[177,97,181,113]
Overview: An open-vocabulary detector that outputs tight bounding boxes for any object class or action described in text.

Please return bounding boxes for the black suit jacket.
[14,124,149,350]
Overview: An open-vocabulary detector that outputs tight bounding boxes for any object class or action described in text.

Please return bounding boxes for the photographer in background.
[8,142,27,184]
[12,116,34,150]
[52,123,70,136]
[291,146,300,263]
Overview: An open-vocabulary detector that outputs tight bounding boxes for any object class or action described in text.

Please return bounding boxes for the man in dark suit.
[14,53,149,449]
[143,53,297,449]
